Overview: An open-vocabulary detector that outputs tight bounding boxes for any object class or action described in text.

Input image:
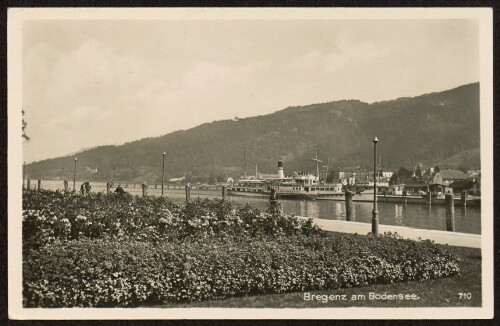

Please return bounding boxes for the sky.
[21,18,479,163]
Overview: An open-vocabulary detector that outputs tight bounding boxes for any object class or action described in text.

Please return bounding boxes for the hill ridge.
[26,82,480,182]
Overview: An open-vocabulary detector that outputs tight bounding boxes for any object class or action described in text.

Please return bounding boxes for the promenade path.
[303,218,481,249]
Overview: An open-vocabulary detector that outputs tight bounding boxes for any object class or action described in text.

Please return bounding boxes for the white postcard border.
[7,7,494,320]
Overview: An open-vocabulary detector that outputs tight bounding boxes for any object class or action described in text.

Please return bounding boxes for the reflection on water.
[297,201,320,220]
[333,202,345,221]
[35,180,481,235]
[279,199,481,235]
[394,205,403,226]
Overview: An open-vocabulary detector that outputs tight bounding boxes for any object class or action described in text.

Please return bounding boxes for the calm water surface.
[37,180,481,235]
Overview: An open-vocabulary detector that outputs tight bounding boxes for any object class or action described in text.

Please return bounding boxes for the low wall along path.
[303,218,481,249]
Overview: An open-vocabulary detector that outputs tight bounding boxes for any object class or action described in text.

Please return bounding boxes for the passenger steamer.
[228,161,345,200]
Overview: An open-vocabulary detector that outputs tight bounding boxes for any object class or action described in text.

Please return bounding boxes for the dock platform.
[377,194,481,207]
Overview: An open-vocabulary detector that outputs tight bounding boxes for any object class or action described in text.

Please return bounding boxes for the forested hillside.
[26,83,480,183]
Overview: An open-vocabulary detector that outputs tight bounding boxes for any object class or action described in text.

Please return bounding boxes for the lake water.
[34,180,482,235]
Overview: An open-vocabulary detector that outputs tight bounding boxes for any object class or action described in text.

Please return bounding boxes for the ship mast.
[322,154,331,183]
[311,148,323,184]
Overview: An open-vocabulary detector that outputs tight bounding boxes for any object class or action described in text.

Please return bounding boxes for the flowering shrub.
[23,190,323,251]
[22,190,460,307]
[23,234,460,307]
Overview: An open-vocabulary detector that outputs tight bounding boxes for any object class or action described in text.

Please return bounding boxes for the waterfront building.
[431,169,467,186]
[449,179,481,196]
[388,184,404,195]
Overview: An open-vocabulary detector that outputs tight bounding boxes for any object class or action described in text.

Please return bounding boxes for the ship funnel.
[277,161,285,179]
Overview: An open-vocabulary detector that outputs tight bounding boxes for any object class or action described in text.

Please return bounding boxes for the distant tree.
[389,166,413,185]
[414,164,423,181]
[434,165,440,173]
[326,171,338,183]
[215,174,225,183]
[389,173,399,185]
[22,109,30,141]
[400,167,413,178]
[208,173,217,185]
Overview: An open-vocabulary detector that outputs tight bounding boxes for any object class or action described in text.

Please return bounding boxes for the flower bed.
[24,233,460,307]
[22,190,461,307]
[23,190,322,251]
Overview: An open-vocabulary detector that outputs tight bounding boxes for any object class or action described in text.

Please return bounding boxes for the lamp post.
[73,157,77,191]
[372,137,379,236]
[162,152,166,197]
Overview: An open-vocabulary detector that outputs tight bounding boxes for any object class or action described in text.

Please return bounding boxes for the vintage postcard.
[8,7,493,320]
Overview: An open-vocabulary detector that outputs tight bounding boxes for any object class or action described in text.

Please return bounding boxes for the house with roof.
[431,169,467,186]
[448,180,475,194]
[404,183,429,195]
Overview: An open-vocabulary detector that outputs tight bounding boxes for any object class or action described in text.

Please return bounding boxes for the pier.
[378,194,480,207]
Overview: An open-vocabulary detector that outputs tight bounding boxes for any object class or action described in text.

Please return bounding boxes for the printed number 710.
[458,293,472,299]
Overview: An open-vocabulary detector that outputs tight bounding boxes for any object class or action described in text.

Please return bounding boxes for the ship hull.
[314,192,375,202]
[227,189,270,198]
